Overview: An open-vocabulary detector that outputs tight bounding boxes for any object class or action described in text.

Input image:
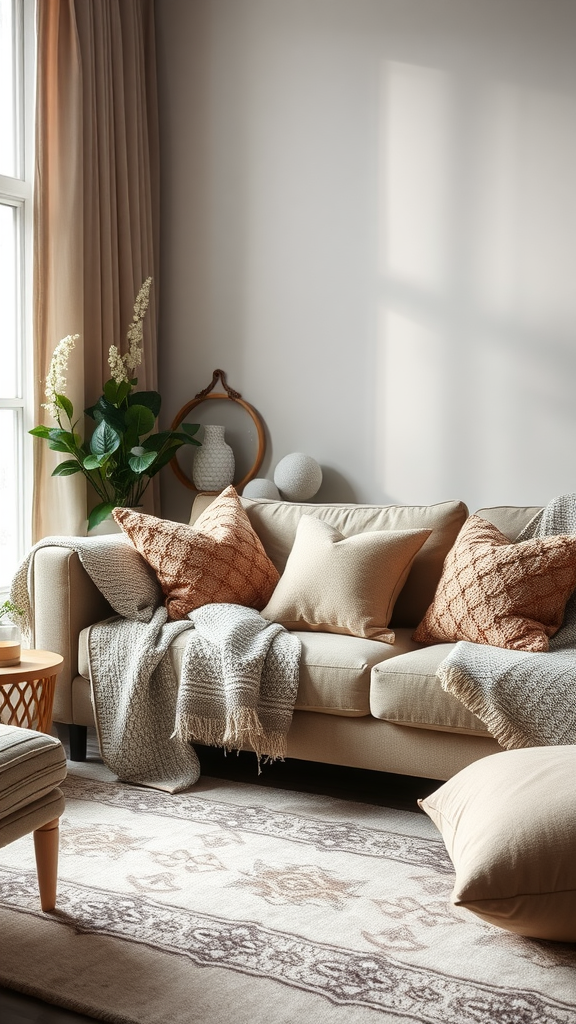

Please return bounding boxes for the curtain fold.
[33,0,160,540]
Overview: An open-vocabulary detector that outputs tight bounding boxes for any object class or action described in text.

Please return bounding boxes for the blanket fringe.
[437,663,533,751]
[173,710,288,763]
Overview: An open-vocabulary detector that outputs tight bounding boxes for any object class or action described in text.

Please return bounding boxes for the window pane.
[0,0,17,178]
[0,409,19,589]
[0,203,18,398]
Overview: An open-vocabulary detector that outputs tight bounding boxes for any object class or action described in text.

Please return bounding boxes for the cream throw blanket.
[437,494,576,749]
[12,536,301,793]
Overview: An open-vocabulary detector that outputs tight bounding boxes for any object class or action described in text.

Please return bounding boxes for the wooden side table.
[0,650,64,734]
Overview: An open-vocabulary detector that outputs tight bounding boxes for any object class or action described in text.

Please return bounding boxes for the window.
[0,0,34,593]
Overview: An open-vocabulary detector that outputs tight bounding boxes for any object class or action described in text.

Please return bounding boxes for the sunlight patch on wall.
[375,310,445,502]
[472,82,576,332]
[379,60,451,293]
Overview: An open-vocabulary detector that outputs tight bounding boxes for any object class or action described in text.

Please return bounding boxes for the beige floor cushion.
[420,745,576,941]
[370,645,492,735]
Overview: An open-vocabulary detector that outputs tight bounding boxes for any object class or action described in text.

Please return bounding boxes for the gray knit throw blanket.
[12,536,301,793]
[437,493,576,749]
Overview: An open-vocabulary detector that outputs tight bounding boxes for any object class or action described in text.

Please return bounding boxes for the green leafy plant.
[0,600,24,622]
[30,279,200,531]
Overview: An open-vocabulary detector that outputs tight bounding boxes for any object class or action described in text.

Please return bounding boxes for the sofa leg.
[33,817,60,912]
[68,724,87,761]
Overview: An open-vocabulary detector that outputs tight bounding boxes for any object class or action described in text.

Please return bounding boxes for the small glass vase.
[0,620,22,666]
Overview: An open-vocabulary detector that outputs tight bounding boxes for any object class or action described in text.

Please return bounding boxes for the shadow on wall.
[314,467,358,505]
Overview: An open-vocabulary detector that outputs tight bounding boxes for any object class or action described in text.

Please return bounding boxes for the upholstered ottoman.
[0,724,67,911]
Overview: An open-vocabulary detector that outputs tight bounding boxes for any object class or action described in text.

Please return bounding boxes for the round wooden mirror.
[170,370,266,493]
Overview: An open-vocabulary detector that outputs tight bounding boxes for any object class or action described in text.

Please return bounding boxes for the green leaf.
[128,451,157,474]
[146,445,184,476]
[181,422,201,438]
[83,454,107,470]
[47,429,76,453]
[90,420,121,457]
[51,460,83,477]
[124,404,155,436]
[55,394,74,419]
[87,397,125,434]
[29,425,51,438]
[127,390,161,417]
[175,432,201,447]
[50,428,76,444]
[142,431,177,452]
[87,502,115,531]
[103,379,119,404]
[103,379,132,406]
[116,380,132,406]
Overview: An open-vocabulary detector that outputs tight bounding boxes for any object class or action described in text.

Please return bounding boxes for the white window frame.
[0,0,35,596]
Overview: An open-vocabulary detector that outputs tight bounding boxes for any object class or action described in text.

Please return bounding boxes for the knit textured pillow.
[113,486,279,620]
[260,515,431,642]
[413,515,576,652]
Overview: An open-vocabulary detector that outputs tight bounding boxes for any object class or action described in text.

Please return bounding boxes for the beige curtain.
[33,0,160,540]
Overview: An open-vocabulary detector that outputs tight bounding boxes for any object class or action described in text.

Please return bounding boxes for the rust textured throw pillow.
[413,515,576,652]
[113,486,279,620]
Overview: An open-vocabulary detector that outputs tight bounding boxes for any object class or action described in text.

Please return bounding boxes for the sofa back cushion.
[239,498,468,627]
[189,498,547,627]
[474,505,541,539]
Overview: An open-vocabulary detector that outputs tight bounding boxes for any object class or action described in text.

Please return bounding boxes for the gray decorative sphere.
[242,478,281,500]
[273,453,323,501]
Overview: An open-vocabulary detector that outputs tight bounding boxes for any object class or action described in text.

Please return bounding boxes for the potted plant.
[0,600,24,666]
[30,279,200,531]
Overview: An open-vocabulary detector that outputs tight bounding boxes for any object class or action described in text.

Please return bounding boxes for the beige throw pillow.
[419,746,576,942]
[113,486,279,620]
[260,515,431,642]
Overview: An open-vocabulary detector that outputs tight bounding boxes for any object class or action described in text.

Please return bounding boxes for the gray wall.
[156,0,576,523]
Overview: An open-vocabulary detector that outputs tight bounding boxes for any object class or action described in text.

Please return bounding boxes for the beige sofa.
[31,496,540,780]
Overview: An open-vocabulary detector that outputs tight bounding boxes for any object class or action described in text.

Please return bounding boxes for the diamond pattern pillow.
[113,486,279,620]
[413,515,576,651]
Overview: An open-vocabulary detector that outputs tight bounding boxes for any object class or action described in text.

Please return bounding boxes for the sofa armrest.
[32,547,113,724]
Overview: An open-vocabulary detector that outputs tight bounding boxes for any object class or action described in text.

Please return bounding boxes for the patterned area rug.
[0,762,575,1024]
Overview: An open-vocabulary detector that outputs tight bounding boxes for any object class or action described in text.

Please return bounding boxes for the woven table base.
[0,650,63,734]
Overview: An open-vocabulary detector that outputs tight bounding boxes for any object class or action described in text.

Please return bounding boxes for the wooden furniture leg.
[33,817,60,912]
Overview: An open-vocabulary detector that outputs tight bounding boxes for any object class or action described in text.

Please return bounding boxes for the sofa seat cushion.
[168,629,422,718]
[0,725,67,819]
[292,629,423,716]
[79,625,423,719]
[370,645,492,735]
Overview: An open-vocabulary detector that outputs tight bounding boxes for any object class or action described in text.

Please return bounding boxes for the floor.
[0,727,442,1023]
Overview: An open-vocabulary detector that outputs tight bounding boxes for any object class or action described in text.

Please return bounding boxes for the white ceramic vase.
[192,424,235,492]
